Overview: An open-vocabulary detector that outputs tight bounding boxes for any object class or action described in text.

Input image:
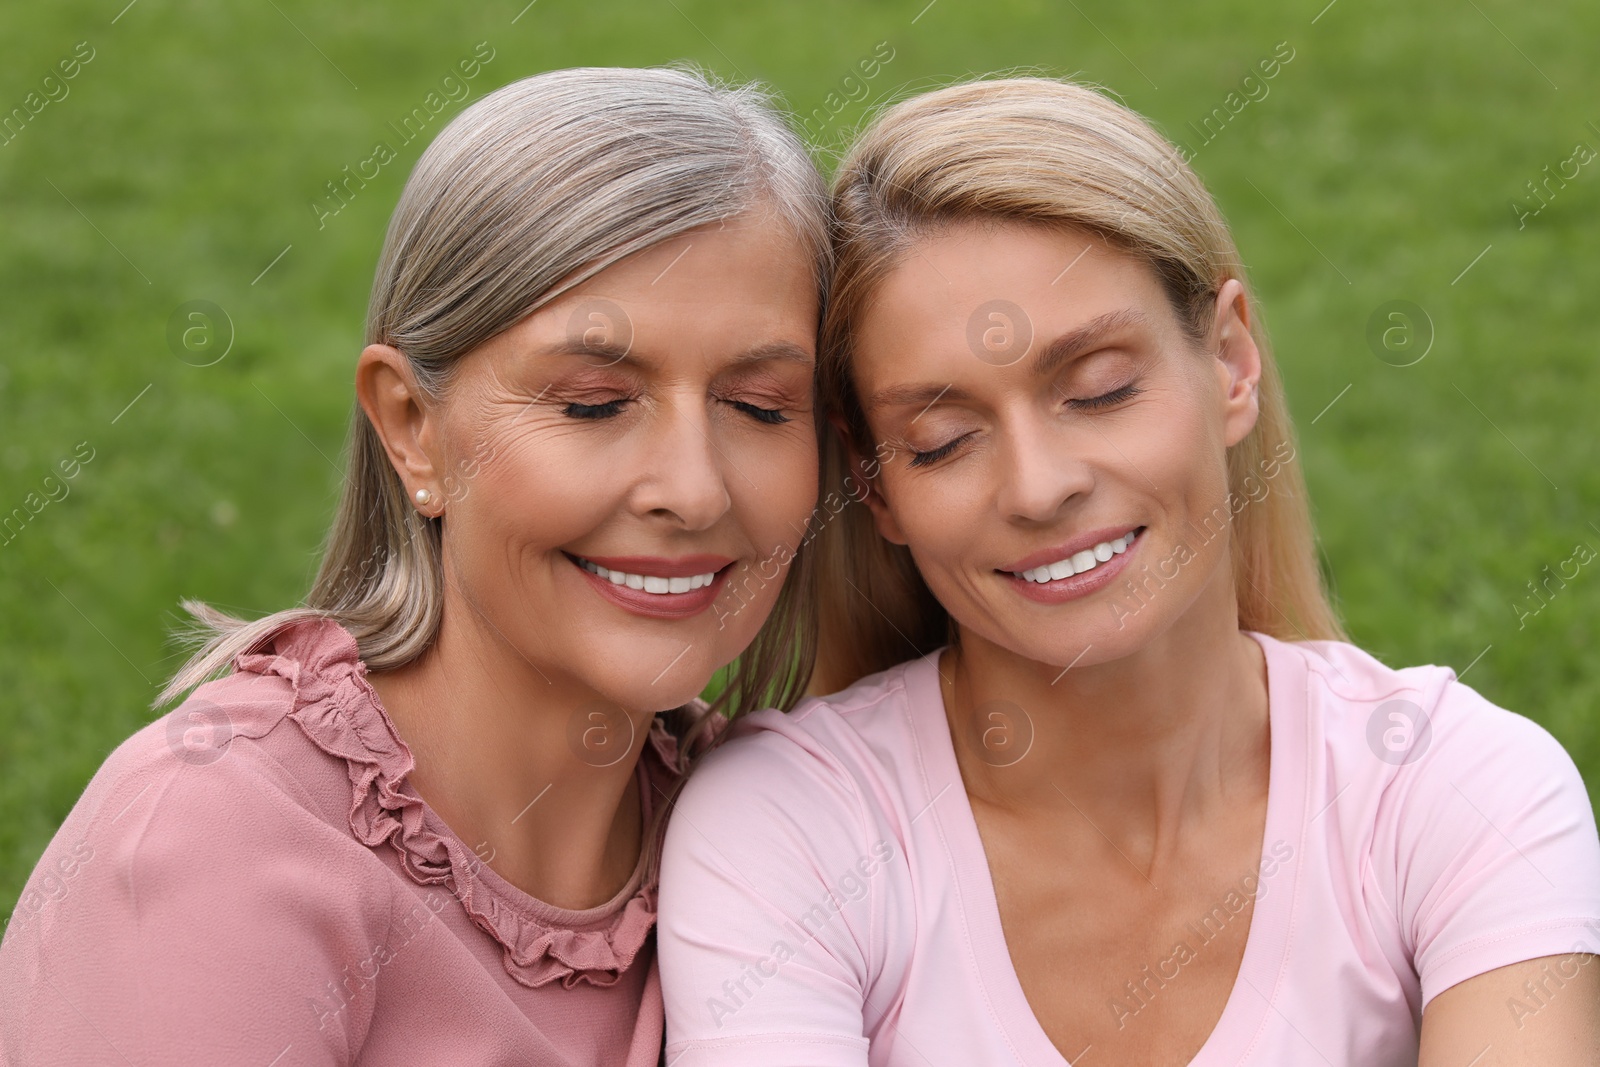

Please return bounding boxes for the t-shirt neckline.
[899,630,1310,1065]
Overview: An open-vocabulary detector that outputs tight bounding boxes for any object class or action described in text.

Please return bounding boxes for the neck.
[366,587,653,910]
[943,564,1269,864]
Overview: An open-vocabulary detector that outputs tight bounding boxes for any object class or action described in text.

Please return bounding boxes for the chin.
[607,673,712,716]
[1008,624,1148,674]
[960,585,1182,674]
[575,632,731,713]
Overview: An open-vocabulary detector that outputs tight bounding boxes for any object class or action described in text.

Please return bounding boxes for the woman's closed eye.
[908,433,973,468]
[1062,381,1142,411]
[561,397,792,423]
[905,383,1141,468]
[726,399,789,425]
[564,399,629,419]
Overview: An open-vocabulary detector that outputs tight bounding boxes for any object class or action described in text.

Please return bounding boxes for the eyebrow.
[722,340,815,369]
[863,308,1153,412]
[527,338,814,370]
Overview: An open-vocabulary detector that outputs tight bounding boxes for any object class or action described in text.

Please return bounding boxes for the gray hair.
[159,66,829,712]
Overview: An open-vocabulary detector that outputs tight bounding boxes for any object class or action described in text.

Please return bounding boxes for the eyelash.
[908,436,966,468]
[906,383,1142,468]
[565,400,627,420]
[1069,382,1142,411]
[732,400,790,425]
[562,399,789,424]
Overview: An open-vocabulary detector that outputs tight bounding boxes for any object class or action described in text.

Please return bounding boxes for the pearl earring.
[414,488,433,507]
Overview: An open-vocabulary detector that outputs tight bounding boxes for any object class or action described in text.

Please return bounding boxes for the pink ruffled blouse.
[0,615,712,1065]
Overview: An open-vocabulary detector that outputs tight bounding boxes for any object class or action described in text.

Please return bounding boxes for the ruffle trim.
[234,615,719,990]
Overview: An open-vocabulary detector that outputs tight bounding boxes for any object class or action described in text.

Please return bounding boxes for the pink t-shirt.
[0,616,705,1066]
[658,630,1600,1066]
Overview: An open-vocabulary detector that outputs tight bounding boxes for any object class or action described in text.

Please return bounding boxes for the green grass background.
[2,0,1597,918]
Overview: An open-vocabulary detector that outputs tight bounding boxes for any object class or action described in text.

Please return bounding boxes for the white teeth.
[577,557,717,595]
[1012,531,1138,584]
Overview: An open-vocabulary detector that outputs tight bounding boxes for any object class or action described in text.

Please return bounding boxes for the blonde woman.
[658,78,1600,1065]
[0,67,827,1065]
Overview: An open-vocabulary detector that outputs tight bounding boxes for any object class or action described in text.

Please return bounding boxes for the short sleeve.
[0,736,393,1065]
[1382,679,1600,1007]
[659,716,895,1067]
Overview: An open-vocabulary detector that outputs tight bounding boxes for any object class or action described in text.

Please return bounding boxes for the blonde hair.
[813,76,1344,691]
[159,66,830,725]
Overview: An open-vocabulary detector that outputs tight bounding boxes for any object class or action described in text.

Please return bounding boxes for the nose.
[993,413,1096,524]
[631,396,733,531]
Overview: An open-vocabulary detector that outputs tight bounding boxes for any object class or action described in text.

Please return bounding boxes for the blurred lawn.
[2,0,1597,917]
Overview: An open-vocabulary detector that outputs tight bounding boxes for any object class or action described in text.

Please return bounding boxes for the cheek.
[896,492,961,552]
[1129,382,1237,572]
[731,422,820,551]
[448,420,628,564]
[881,467,985,583]
[701,424,821,660]
[1127,376,1229,498]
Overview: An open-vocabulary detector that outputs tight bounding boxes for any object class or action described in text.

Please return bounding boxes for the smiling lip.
[576,553,735,579]
[1000,526,1145,575]
[565,552,735,620]
[999,526,1146,605]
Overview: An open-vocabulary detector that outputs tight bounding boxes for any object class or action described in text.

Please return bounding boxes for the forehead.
[575,211,817,308]
[481,214,820,372]
[852,220,1178,394]
[867,221,1170,339]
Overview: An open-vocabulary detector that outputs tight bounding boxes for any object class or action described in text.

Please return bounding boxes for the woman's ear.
[355,345,444,512]
[827,414,908,547]
[1210,279,1264,448]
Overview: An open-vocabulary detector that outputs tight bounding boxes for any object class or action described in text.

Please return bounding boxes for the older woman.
[0,67,827,1065]
[658,78,1600,1065]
